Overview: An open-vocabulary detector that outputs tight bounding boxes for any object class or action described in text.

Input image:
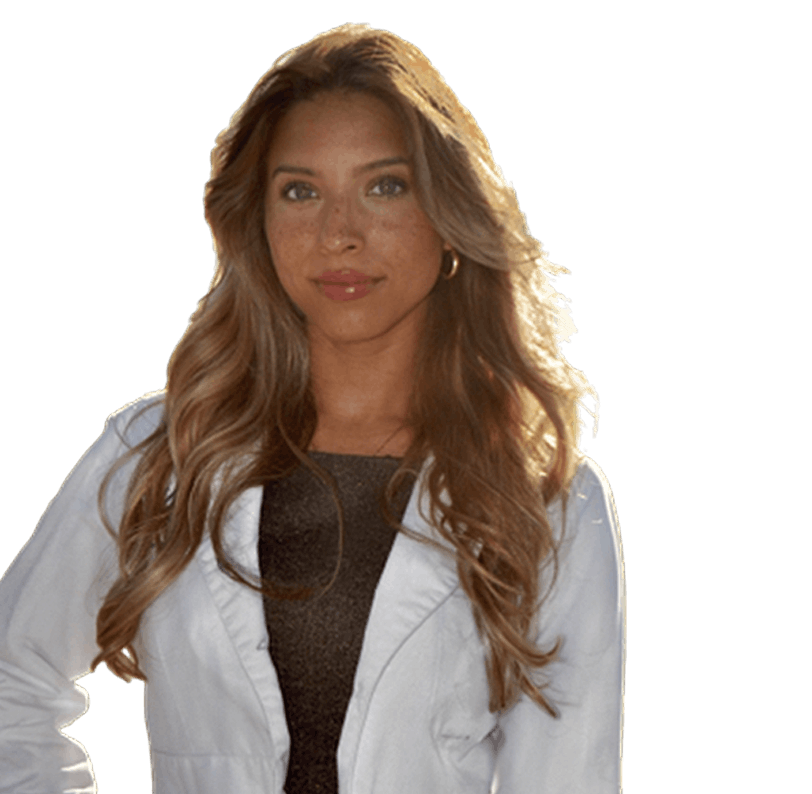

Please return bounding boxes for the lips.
[315,269,383,302]
[317,269,378,285]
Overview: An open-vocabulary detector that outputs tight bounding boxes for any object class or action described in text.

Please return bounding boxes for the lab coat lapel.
[198,458,461,782]
[196,484,292,767]
[337,459,460,772]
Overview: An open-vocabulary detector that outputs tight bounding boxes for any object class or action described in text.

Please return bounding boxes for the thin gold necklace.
[372,424,404,457]
[309,424,405,456]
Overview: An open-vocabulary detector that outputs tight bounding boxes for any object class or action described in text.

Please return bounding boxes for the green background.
[0,0,810,794]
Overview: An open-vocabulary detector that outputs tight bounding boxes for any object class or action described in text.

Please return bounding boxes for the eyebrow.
[271,156,409,180]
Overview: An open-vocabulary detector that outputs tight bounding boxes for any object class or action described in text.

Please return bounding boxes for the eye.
[282,181,318,201]
[368,176,407,197]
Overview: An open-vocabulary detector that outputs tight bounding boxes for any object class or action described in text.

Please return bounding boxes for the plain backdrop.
[1,1,809,792]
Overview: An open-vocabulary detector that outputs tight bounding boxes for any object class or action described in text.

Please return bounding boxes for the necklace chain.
[372,424,404,456]
[309,424,405,456]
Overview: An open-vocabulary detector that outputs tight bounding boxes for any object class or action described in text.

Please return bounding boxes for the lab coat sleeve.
[493,461,625,793]
[0,403,153,793]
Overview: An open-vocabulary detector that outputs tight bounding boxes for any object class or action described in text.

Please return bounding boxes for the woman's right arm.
[0,400,158,793]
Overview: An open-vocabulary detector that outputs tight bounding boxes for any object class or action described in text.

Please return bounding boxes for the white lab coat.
[0,396,624,793]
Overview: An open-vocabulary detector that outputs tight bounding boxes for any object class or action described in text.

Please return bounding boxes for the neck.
[307,330,417,456]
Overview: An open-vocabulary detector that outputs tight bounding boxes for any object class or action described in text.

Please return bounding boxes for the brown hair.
[92,23,591,716]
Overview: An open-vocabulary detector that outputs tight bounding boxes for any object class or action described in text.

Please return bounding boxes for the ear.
[442,241,453,252]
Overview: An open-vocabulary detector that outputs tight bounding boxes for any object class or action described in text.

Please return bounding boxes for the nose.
[319,197,364,255]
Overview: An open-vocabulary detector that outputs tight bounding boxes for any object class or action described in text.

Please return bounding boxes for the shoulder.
[13,394,169,550]
[565,456,620,538]
[542,455,624,623]
[540,456,625,658]
[104,391,167,449]
[64,393,167,487]
[547,455,619,539]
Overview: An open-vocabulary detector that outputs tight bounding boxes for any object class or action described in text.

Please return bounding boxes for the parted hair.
[91,23,592,716]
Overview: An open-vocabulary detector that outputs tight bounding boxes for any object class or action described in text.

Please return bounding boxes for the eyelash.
[280,175,408,202]
[369,176,408,197]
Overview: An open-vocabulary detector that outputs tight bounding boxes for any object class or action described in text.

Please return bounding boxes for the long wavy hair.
[91,23,592,716]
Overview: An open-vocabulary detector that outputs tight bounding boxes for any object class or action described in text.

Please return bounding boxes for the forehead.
[267,91,408,165]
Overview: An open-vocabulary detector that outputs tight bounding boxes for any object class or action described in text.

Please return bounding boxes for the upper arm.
[0,398,162,790]
[493,460,625,792]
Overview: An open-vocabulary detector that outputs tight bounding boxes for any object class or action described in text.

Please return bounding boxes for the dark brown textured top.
[258,452,416,794]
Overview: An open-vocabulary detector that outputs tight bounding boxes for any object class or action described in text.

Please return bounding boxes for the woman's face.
[263,90,448,350]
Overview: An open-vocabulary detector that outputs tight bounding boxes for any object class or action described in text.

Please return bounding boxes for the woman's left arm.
[493,461,625,793]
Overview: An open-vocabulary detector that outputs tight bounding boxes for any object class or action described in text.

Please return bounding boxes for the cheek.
[266,213,317,276]
[378,209,443,266]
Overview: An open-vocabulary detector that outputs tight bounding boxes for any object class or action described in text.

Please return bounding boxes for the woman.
[0,23,623,794]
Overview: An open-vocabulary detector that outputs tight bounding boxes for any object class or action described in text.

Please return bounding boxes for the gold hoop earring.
[443,249,460,280]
